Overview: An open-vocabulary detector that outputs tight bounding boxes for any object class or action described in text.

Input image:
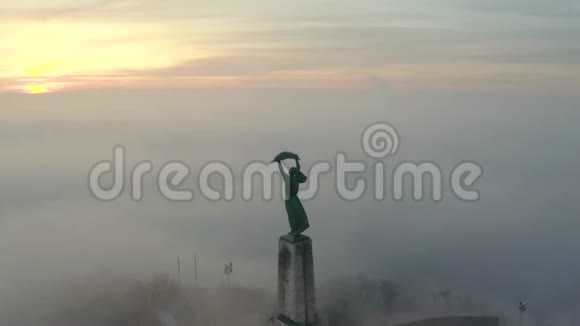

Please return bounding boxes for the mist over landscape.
[1,89,578,325]
[1,0,580,325]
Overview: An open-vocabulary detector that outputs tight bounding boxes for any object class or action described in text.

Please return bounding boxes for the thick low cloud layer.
[0,89,579,324]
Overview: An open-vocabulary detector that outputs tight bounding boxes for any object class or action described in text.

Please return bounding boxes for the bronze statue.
[274,152,309,235]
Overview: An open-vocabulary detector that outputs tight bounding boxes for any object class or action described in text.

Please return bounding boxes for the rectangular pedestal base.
[278,235,318,325]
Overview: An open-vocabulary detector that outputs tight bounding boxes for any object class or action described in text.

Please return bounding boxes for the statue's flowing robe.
[285,171,309,234]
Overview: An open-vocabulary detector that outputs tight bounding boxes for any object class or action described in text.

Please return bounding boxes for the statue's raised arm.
[277,161,289,182]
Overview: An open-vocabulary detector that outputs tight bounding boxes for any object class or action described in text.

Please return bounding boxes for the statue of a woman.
[274,152,309,235]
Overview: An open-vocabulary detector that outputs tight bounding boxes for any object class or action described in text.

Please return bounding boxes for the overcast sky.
[1,1,580,325]
[0,0,579,93]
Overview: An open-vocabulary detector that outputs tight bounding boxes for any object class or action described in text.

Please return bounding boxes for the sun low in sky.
[1,18,212,93]
[22,84,52,94]
[0,0,579,94]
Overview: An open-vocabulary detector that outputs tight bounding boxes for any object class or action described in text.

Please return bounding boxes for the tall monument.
[274,152,319,326]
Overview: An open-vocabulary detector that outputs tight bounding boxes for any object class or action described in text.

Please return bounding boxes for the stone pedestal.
[276,234,318,326]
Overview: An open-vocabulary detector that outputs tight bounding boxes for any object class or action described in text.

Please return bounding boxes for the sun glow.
[22,84,52,94]
[0,20,211,91]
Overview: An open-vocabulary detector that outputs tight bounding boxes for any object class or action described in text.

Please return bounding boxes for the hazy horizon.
[1,1,580,325]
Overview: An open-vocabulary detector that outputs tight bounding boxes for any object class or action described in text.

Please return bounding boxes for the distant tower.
[194,252,198,289]
[519,301,527,326]
[225,262,233,285]
[177,256,181,287]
